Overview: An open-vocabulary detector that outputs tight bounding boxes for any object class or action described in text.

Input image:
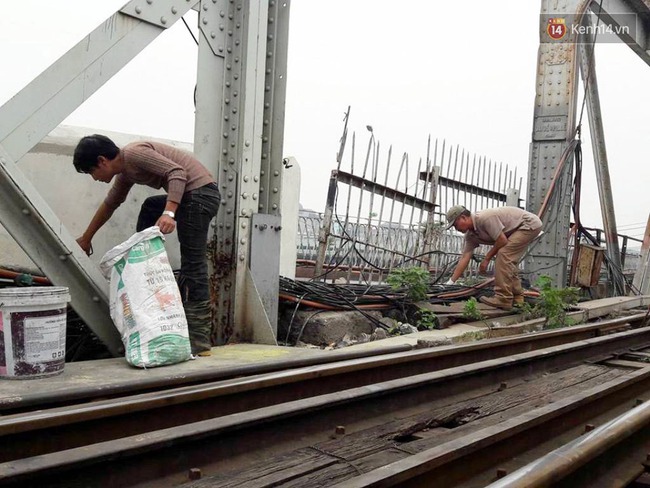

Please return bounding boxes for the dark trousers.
[136,183,221,302]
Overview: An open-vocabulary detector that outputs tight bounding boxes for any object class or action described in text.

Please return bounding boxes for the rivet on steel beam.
[272,203,278,210]
[229,158,235,164]
[202,17,208,24]
[261,154,267,160]
[219,24,224,31]
[59,255,68,261]
[221,200,226,205]
[226,222,232,227]
[269,17,275,23]
[220,10,225,17]
[237,3,242,10]
[261,170,265,176]
[227,47,232,53]
[226,208,232,214]
[222,149,228,155]
[228,13,233,19]
[233,108,238,113]
[496,469,508,479]
[22,208,30,215]
[171,6,178,14]
[253,175,259,182]
[259,204,264,210]
[224,115,229,122]
[234,74,239,80]
[146,0,153,4]
[243,175,249,182]
[161,16,168,24]
[236,22,241,28]
[584,424,595,433]
[219,46,224,52]
[241,209,248,216]
[274,170,279,176]
[239,254,245,261]
[260,187,265,193]
[230,142,235,148]
[188,468,202,480]
[235,39,240,46]
[252,194,257,200]
[335,426,346,435]
[242,193,248,199]
[241,237,248,245]
[228,30,233,36]
[221,183,227,189]
[227,191,233,198]
[226,64,232,70]
[241,222,247,228]
[135,6,142,14]
[228,175,234,181]
[92,296,100,302]
[273,188,278,193]
[245,140,251,147]
[211,32,216,38]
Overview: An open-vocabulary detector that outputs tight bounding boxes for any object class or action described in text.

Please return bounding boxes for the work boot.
[513,294,525,306]
[479,295,513,311]
[184,300,213,356]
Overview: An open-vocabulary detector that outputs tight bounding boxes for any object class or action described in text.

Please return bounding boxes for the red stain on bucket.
[0,287,70,379]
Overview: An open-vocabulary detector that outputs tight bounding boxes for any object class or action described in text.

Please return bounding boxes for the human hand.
[479,259,489,274]
[76,236,93,256]
[156,214,176,234]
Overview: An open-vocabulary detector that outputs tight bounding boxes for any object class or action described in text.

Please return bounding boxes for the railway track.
[0,312,649,487]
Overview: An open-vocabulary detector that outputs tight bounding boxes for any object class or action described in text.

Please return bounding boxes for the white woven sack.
[100,227,191,367]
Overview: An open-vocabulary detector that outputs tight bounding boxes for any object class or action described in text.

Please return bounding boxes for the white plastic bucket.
[0,287,71,379]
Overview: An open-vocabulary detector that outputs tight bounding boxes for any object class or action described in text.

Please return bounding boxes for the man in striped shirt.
[73,134,220,356]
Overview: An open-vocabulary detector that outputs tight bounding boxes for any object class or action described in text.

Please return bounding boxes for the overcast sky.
[1,1,648,240]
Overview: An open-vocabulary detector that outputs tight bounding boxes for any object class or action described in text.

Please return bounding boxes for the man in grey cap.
[445,205,543,310]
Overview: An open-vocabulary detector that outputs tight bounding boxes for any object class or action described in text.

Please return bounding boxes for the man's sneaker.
[479,295,513,311]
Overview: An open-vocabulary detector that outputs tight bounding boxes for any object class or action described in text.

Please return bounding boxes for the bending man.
[445,205,542,310]
[73,134,221,355]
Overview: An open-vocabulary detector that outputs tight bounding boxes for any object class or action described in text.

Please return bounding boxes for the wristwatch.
[162,210,175,219]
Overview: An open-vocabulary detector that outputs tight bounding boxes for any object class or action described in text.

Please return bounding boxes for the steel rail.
[486,401,650,488]
[332,355,650,488]
[1,312,643,415]
[1,326,650,486]
[0,314,642,433]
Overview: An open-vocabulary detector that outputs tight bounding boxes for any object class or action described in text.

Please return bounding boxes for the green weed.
[386,267,430,302]
[462,297,484,321]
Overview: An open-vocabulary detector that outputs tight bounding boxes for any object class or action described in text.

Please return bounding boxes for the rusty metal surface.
[1,324,650,486]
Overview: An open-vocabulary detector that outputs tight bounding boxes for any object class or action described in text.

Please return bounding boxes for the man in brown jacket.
[445,205,543,310]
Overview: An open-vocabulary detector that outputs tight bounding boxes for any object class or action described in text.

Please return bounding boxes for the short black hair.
[73,134,119,173]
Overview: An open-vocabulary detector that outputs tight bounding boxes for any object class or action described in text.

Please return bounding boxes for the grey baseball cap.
[445,205,467,229]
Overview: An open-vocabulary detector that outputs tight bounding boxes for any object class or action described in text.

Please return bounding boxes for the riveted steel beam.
[0,0,198,163]
[0,144,122,355]
[195,1,291,344]
[526,0,591,287]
